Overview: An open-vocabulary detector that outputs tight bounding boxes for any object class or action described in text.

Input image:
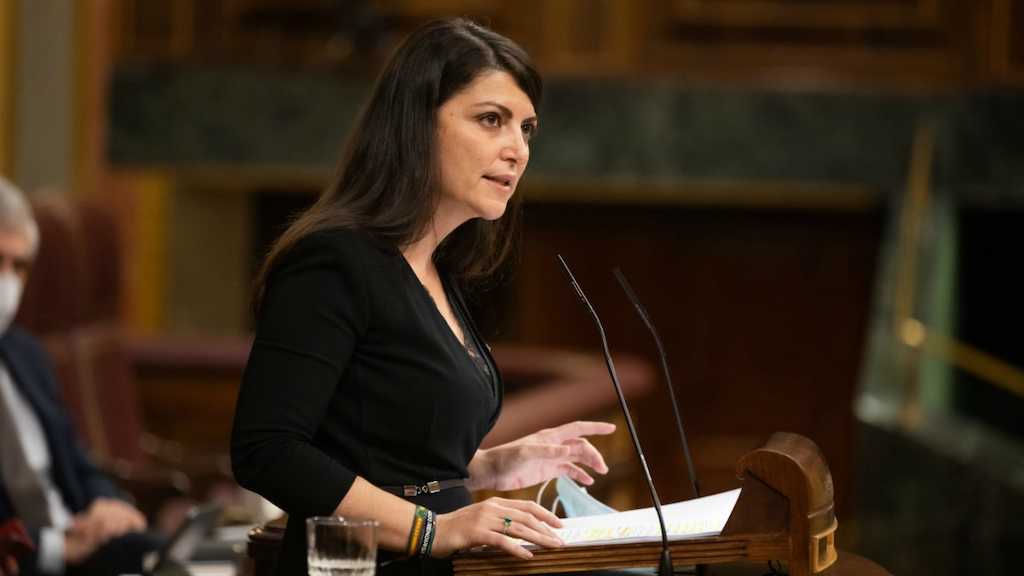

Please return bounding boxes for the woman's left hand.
[468,421,616,492]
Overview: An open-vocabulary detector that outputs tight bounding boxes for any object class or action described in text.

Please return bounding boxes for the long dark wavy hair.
[252,18,542,311]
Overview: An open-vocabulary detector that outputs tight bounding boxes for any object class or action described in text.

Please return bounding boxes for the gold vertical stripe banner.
[110,170,169,334]
[129,172,169,333]
[72,0,112,199]
[0,0,16,175]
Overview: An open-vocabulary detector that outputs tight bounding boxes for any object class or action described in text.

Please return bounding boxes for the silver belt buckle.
[402,481,441,496]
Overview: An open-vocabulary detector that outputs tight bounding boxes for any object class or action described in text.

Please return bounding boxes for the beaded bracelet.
[406,506,437,557]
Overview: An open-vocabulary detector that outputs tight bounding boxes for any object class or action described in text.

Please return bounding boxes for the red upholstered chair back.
[17,197,123,335]
[13,196,229,521]
[42,324,146,464]
[15,197,140,462]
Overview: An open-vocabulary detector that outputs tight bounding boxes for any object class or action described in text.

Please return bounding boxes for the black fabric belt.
[379,478,468,497]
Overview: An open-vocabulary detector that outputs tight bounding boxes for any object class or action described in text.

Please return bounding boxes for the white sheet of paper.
[186,562,237,576]
[541,488,742,547]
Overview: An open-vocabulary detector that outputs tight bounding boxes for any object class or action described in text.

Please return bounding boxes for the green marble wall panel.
[109,67,1024,204]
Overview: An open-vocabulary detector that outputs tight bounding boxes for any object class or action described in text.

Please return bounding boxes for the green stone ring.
[502,516,513,535]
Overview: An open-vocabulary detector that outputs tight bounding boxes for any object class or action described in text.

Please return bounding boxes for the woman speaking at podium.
[231,18,615,576]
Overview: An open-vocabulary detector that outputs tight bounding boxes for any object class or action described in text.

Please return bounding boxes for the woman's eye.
[522,123,537,139]
[480,113,501,127]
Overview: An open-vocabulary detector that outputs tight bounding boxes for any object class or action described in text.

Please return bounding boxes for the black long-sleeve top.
[231,228,501,575]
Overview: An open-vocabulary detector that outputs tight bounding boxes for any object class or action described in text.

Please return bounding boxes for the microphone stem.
[654,340,700,499]
[558,256,673,575]
[595,327,671,559]
[613,268,701,499]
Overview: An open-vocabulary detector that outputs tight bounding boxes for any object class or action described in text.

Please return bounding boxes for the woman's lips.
[483,175,514,191]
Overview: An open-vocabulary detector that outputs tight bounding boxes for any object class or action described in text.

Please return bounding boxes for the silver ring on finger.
[502,516,512,536]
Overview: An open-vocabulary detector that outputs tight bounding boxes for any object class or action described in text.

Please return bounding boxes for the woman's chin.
[478,200,510,221]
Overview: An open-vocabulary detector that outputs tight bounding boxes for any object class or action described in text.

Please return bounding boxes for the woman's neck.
[401,202,469,276]
[401,230,438,277]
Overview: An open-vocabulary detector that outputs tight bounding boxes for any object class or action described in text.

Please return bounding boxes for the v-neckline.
[398,253,470,351]
[396,253,498,400]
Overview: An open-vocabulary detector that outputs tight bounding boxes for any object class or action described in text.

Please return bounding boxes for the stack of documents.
[544,489,742,547]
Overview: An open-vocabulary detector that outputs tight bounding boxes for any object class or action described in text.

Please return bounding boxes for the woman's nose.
[501,131,529,165]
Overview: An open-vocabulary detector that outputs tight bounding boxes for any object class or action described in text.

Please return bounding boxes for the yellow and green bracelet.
[406,505,436,557]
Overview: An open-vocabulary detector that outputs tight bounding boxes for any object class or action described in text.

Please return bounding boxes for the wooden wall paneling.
[218,0,342,65]
[1012,0,1024,76]
[389,0,501,19]
[385,0,508,54]
[502,201,883,518]
[107,0,1007,86]
[198,0,240,63]
[671,0,942,31]
[226,0,335,14]
[137,373,241,451]
[529,0,638,75]
[115,0,337,65]
[74,0,115,199]
[648,0,975,87]
[115,0,196,62]
[109,0,640,72]
[523,178,878,211]
[991,0,1024,84]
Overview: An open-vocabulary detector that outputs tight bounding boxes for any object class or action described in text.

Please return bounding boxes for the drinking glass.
[307,517,378,576]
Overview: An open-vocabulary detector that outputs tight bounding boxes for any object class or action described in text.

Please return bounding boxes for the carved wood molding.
[109,0,1021,86]
[671,0,942,31]
[646,0,976,86]
[991,0,1024,84]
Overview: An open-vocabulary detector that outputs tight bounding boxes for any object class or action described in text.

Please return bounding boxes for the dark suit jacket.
[0,326,120,573]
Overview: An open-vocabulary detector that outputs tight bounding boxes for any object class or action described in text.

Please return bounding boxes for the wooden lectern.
[453,432,839,575]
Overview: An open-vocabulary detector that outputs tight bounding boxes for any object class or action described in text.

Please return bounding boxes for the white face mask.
[0,272,23,335]
[551,475,618,518]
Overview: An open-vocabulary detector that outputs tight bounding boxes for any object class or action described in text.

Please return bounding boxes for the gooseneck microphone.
[613,268,701,500]
[556,255,674,576]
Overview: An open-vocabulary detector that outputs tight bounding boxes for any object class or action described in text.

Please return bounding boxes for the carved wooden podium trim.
[453,432,838,575]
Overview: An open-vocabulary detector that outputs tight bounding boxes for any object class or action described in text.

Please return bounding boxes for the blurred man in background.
[0,176,162,575]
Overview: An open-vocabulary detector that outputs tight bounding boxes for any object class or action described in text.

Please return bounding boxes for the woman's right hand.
[431,497,564,559]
